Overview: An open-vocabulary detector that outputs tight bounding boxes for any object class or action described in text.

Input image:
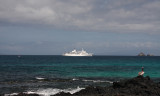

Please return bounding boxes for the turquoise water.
[0,55,160,95]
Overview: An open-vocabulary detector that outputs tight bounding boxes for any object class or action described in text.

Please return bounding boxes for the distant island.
[137,52,154,56]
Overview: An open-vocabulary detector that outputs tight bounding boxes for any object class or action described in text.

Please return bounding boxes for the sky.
[0,0,160,55]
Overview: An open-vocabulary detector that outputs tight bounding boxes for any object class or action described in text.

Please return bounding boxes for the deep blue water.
[0,55,160,95]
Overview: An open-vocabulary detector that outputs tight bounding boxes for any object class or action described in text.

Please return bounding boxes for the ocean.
[0,55,160,96]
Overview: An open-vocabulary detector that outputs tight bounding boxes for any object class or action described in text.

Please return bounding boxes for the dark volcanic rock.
[112,76,160,96]
[54,76,160,96]
[52,92,71,96]
[113,76,152,88]
[13,76,160,96]
[74,86,107,95]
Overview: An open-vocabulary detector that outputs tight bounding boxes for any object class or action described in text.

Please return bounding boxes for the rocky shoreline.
[11,76,160,96]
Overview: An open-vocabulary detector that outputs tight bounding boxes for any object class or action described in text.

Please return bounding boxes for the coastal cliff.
[14,76,160,96]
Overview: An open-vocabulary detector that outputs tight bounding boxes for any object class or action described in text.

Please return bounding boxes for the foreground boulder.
[112,76,160,96]
[54,76,160,96]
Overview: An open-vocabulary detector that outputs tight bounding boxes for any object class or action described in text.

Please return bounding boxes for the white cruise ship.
[63,49,93,56]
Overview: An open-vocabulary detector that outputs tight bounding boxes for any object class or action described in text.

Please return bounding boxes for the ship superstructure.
[63,49,93,56]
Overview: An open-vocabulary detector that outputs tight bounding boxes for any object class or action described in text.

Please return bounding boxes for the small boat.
[63,49,93,56]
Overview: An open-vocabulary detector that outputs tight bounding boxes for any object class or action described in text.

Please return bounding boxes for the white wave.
[5,86,84,96]
[93,80,113,83]
[82,79,93,82]
[82,79,113,83]
[5,87,84,96]
[5,93,18,96]
[27,86,84,96]
[35,77,46,80]
[72,78,79,81]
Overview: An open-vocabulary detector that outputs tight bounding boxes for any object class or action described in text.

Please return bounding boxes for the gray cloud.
[74,41,160,55]
[0,0,160,33]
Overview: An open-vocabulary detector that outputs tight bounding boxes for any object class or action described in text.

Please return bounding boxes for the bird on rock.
[138,67,144,76]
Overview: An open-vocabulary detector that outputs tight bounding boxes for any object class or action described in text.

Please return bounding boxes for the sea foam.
[82,79,113,83]
[5,86,84,96]
[35,77,46,80]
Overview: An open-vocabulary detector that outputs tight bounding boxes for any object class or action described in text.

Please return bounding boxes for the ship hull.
[63,54,92,56]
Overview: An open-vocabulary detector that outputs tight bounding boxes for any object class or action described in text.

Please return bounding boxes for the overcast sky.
[0,0,160,55]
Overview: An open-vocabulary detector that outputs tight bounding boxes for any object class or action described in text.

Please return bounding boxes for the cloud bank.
[0,0,160,33]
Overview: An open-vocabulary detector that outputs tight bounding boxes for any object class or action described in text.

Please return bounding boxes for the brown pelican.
[138,67,144,76]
